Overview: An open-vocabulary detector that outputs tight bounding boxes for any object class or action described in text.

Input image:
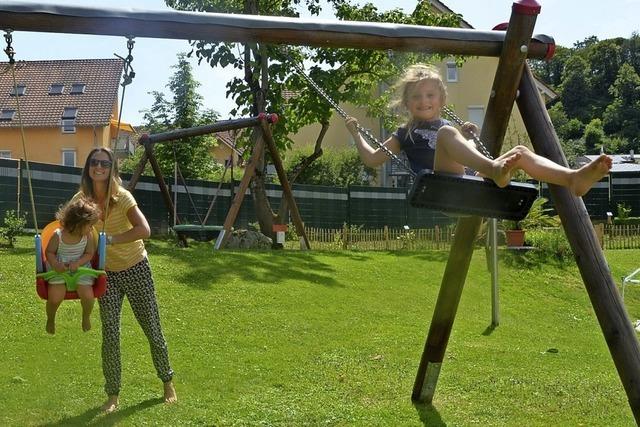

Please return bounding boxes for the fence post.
[594,223,604,249]
[384,225,389,250]
[342,223,348,250]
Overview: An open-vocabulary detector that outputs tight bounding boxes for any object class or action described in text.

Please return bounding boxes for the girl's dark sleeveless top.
[392,118,450,174]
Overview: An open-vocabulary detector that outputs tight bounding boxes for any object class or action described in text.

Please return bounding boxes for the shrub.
[617,202,632,220]
[505,228,574,268]
[0,210,27,248]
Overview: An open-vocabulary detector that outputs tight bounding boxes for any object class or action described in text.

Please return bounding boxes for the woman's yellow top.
[75,188,147,272]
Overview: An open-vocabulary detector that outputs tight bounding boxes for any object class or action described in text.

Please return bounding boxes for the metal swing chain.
[103,36,136,234]
[441,105,494,160]
[112,36,136,148]
[3,30,15,64]
[3,30,39,232]
[284,51,416,178]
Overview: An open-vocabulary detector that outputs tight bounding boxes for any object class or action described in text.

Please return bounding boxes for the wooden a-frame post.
[517,64,640,422]
[412,0,540,404]
[214,114,310,250]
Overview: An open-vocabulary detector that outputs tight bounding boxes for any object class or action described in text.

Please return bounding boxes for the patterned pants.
[99,257,173,396]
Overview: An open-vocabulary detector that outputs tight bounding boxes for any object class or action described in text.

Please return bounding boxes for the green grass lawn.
[1,236,638,426]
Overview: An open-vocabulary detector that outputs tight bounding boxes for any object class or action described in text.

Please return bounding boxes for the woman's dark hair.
[79,147,122,203]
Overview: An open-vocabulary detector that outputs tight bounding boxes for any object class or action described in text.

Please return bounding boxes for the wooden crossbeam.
[0,1,554,58]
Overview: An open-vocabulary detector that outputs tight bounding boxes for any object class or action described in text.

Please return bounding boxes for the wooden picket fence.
[286,223,640,251]
[603,224,640,249]
[289,225,457,251]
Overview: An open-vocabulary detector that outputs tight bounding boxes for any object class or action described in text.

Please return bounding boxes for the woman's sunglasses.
[90,159,113,168]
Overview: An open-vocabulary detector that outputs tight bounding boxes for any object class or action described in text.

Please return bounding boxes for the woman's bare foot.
[82,315,91,332]
[101,395,119,413]
[163,381,177,404]
[569,154,612,197]
[491,152,521,187]
[45,319,55,335]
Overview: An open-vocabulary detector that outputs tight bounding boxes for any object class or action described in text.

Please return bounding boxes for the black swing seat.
[408,169,538,221]
[172,224,224,242]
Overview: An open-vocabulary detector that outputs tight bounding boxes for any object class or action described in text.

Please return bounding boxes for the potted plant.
[501,197,560,247]
[503,219,525,247]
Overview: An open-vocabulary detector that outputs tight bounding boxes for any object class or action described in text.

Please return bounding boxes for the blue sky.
[5,0,639,125]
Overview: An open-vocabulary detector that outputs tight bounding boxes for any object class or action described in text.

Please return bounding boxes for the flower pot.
[506,229,525,247]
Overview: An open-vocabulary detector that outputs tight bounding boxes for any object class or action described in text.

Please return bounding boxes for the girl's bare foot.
[163,381,177,404]
[570,154,612,197]
[101,395,119,413]
[491,152,521,187]
[46,319,55,335]
[82,315,91,332]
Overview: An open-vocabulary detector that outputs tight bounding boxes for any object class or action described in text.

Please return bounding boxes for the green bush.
[506,228,574,268]
[617,202,632,220]
[0,210,27,248]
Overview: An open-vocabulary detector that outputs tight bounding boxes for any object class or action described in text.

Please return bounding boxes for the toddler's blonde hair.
[56,197,100,234]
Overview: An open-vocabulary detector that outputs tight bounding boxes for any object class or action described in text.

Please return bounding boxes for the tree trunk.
[242,4,277,239]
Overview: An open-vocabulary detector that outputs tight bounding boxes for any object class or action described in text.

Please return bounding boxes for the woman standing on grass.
[77,147,177,413]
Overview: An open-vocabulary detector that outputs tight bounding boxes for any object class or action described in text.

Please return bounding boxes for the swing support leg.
[518,64,640,424]
[215,133,265,250]
[259,121,310,250]
[412,217,482,402]
[412,1,539,404]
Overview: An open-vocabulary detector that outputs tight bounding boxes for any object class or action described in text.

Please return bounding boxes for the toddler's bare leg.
[76,285,95,332]
[45,284,66,335]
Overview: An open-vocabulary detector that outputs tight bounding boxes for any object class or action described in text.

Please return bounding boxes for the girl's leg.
[99,272,125,411]
[124,258,176,403]
[435,126,611,196]
[497,146,612,197]
[434,126,521,181]
[76,284,95,332]
[45,283,66,335]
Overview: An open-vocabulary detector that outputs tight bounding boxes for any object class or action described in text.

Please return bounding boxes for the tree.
[137,53,219,180]
[559,55,592,122]
[584,118,605,153]
[283,148,375,187]
[165,0,460,236]
[529,45,570,88]
[586,38,624,116]
[603,63,640,140]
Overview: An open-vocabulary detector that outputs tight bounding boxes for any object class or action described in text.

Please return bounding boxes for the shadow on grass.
[482,323,497,336]
[148,241,430,291]
[37,397,163,427]
[0,246,33,255]
[414,402,446,426]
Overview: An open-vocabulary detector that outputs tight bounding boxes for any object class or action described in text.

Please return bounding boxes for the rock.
[223,229,272,249]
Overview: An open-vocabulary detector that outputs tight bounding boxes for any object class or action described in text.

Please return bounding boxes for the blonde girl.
[346,63,611,197]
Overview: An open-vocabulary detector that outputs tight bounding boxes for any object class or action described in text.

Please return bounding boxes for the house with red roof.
[0,58,138,166]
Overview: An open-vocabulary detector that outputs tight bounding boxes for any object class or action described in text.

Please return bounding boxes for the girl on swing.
[345,63,611,196]
[44,197,100,335]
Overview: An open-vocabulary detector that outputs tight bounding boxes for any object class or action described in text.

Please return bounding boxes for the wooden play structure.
[2,0,639,421]
[124,113,310,249]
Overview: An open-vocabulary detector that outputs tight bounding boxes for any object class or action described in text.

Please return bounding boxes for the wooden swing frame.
[2,1,638,421]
